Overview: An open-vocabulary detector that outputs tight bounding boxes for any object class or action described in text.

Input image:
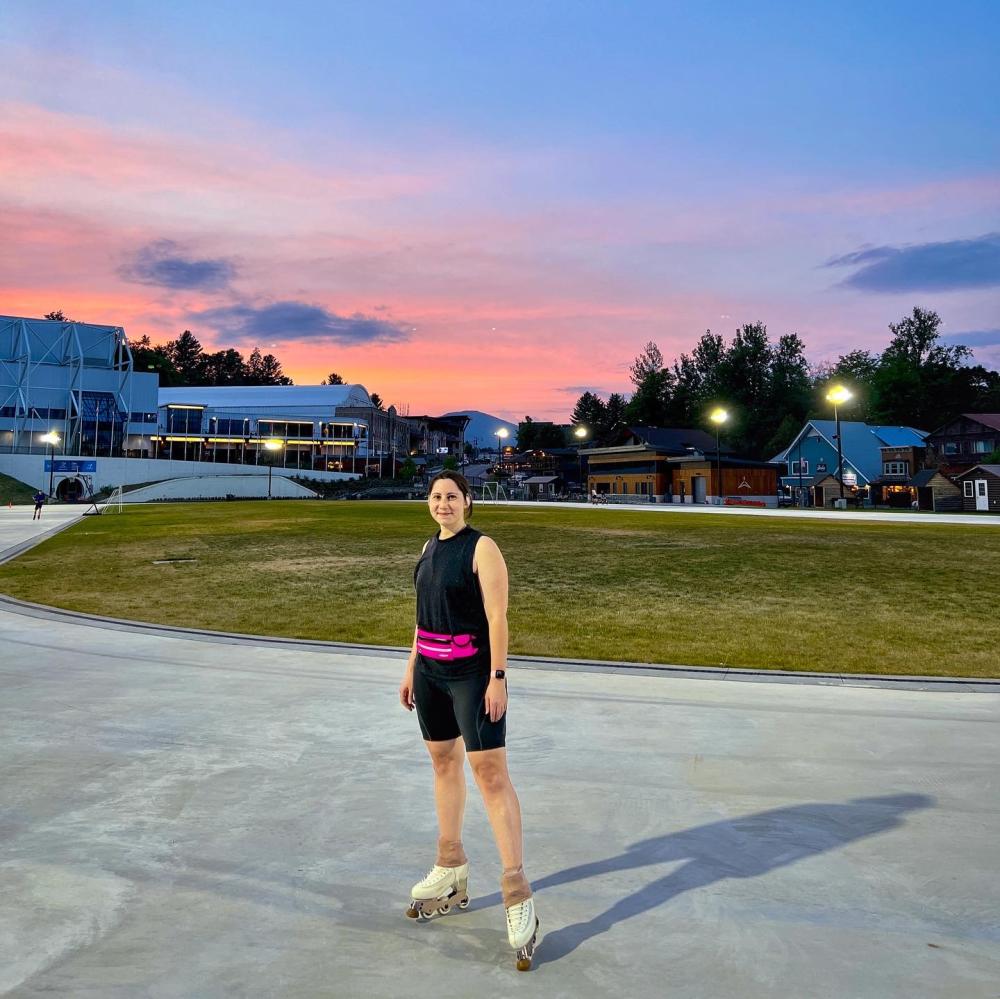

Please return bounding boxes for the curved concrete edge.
[424,497,1000,527]
[1,591,997,693]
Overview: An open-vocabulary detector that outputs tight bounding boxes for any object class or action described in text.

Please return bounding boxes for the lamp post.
[825,385,852,501]
[495,428,509,478]
[574,425,589,493]
[41,431,61,497]
[709,408,728,506]
[264,439,283,498]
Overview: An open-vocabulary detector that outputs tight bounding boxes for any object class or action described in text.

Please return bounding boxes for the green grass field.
[0,501,996,677]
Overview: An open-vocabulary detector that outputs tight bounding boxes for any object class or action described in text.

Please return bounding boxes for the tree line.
[128,330,292,388]
[568,308,1000,458]
[40,313,389,408]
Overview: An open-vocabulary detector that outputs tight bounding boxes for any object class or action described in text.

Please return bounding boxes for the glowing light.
[826,385,852,405]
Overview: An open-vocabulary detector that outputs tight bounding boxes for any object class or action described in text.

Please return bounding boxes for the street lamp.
[495,428,509,477]
[264,439,283,498]
[574,425,589,493]
[825,385,852,501]
[41,431,61,497]
[709,408,728,506]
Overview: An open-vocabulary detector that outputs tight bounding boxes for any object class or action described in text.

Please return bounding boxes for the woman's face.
[428,479,470,531]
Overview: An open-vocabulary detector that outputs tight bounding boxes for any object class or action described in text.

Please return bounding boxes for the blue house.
[770,421,927,504]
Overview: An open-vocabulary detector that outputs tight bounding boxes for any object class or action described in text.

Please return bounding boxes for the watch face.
[494,669,506,680]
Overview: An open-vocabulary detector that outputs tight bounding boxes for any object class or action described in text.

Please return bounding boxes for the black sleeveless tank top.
[413,525,490,677]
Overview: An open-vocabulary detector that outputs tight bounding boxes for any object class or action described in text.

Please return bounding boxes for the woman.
[399,470,539,971]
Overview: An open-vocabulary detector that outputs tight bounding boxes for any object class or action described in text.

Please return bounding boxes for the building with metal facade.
[0,315,158,457]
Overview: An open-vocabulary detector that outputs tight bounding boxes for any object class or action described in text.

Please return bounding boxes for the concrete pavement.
[0,505,88,565]
[495,499,1000,527]
[1,601,998,998]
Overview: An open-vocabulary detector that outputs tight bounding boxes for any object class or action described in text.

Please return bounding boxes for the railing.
[592,494,655,505]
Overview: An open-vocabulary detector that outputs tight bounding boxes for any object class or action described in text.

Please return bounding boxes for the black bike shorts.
[412,663,506,752]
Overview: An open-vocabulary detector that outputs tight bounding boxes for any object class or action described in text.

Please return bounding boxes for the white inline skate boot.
[406,840,470,920]
[405,862,470,920]
[502,866,539,971]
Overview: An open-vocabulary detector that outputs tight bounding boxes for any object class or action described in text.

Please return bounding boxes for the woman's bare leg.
[467,747,523,871]
[425,738,467,852]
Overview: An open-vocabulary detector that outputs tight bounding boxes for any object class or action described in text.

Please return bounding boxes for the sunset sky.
[2,1,998,421]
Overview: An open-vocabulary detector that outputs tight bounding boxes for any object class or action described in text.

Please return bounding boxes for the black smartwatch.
[493,669,506,681]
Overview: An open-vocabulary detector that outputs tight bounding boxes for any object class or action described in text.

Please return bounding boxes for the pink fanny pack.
[417,628,480,661]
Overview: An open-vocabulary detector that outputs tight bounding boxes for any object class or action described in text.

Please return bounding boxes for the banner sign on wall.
[44,460,97,473]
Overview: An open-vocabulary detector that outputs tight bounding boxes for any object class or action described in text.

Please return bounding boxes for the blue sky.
[2,0,998,417]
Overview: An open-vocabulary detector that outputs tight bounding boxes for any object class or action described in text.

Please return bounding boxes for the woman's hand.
[399,669,415,711]
[484,677,508,722]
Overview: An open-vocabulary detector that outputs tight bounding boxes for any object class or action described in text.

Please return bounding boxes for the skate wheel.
[458,897,470,909]
[438,903,450,915]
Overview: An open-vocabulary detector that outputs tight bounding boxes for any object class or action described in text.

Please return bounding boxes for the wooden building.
[926,414,1000,473]
[909,469,962,512]
[955,465,1000,513]
[582,426,778,505]
[669,457,778,506]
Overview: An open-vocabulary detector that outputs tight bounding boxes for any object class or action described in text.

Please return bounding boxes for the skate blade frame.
[405,886,471,920]
[515,918,540,971]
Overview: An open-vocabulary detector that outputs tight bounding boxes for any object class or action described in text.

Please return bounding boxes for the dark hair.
[427,470,474,518]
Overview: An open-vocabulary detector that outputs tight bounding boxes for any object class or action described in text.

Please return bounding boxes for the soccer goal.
[84,485,125,516]
[480,482,508,503]
[103,486,125,513]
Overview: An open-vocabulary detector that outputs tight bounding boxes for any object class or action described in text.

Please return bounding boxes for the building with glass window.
[0,315,158,457]
[155,385,382,473]
[770,420,928,506]
[1,313,464,495]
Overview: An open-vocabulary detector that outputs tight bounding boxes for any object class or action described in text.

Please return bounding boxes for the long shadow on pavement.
[476,794,933,965]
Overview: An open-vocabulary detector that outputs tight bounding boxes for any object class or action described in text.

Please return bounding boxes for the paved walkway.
[1,601,998,998]
[1,505,998,996]
[0,505,89,565]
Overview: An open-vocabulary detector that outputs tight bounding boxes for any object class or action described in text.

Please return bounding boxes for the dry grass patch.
[0,501,997,677]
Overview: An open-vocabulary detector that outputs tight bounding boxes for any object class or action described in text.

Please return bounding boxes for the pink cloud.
[3,89,999,422]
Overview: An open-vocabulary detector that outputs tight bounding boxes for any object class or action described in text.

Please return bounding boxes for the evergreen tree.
[603,393,628,435]
[254,353,292,386]
[242,348,291,385]
[166,330,207,385]
[370,393,385,410]
[570,391,607,431]
[130,334,183,386]
[625,369,670,426]
[762,333,812,448]
[202,348,247,386]
[629,341,664,387]
[322,372,345,385]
